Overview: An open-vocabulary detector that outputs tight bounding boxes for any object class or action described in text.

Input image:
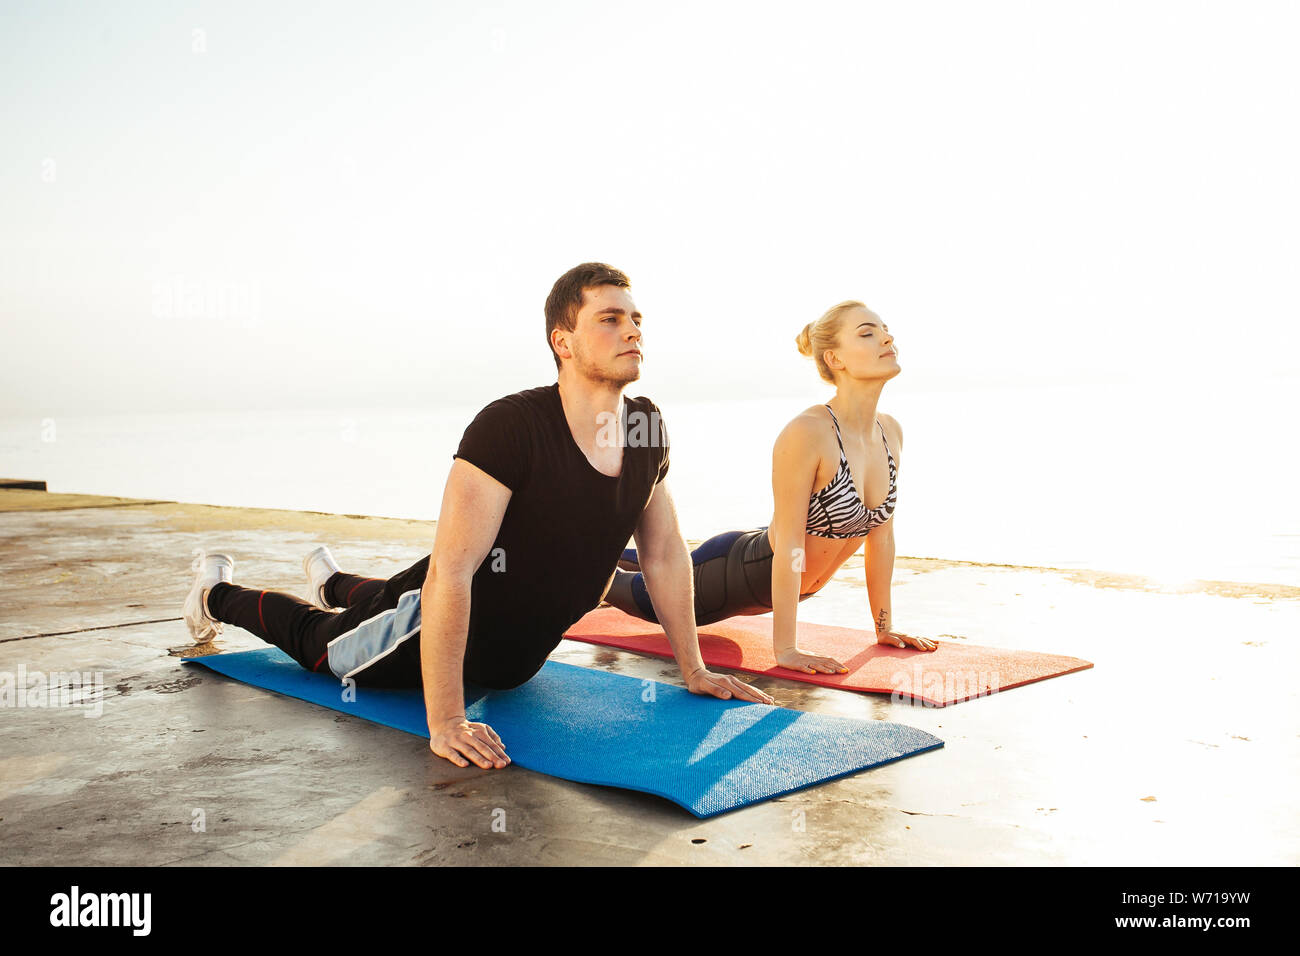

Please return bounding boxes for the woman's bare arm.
[867,415,935,651]
[770,418,848,674]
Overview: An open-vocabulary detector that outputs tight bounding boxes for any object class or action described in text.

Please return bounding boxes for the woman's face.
[831,308,899,381]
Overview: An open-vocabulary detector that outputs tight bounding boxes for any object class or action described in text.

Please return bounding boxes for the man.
[184,262,773,772]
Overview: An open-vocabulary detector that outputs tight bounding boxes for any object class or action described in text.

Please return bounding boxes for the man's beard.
[572,343,641,389]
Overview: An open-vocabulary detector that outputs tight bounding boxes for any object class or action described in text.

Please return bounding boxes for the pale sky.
[2,0,1297,416]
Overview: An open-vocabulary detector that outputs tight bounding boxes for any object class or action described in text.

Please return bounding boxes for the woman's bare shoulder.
[775,405,832,447]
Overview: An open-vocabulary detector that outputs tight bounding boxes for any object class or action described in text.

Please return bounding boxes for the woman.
[603,300,937,674]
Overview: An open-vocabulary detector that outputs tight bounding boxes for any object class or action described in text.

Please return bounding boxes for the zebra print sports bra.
[805,405,896,539]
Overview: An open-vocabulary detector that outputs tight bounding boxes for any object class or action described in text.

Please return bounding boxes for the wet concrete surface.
[1,488,1296,865]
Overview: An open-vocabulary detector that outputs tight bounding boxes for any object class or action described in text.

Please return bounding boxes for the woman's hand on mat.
[429,717,510,770]
[775,647,849,675]
[876,630,938,651]
[685,668,774,705]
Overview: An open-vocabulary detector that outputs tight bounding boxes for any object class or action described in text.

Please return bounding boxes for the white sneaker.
[303,545,342,610]
[183,548,234,644]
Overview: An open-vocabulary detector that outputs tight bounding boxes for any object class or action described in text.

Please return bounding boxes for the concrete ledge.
[0,490,1295,865]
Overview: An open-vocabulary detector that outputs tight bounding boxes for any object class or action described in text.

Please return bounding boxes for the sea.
[2,375,1296,588]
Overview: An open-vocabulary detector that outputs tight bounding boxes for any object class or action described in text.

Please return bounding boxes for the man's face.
[564,284,643,388]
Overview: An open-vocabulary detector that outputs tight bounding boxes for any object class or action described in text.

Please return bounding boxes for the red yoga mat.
[564,606,1093,707]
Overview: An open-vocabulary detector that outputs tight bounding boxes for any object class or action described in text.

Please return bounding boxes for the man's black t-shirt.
[450,383,670,688]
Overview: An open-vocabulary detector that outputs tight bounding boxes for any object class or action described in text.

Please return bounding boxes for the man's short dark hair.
[545,262,632,371]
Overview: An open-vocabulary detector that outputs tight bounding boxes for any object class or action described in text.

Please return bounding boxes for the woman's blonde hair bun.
[797,300,870,384]
[794,323,815,357]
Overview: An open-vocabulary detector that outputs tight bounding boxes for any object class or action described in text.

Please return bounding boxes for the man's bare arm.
[633,479,773,705]
[421,458,513,768]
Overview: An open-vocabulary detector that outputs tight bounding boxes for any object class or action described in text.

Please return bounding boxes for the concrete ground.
[1,488,1296,866]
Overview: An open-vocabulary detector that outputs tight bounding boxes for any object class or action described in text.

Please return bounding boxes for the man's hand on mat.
[685,668,774,705]
[775,647,849,675]
[876,630,938,652]
[429,717,510,770]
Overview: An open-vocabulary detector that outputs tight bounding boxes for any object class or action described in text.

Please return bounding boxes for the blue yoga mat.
[182,648,943,818]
